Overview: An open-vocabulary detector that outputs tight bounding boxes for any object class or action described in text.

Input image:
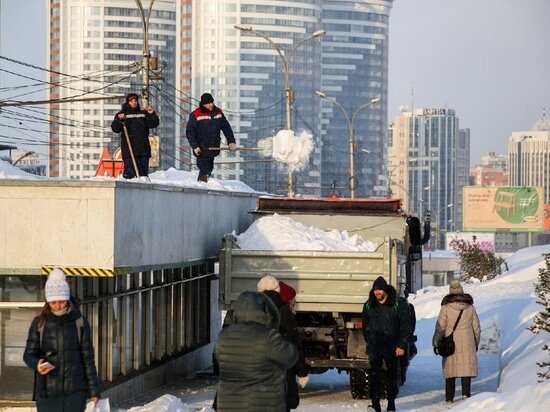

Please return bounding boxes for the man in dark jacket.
[111,93,160,179]
[362,277,410,412]
[214,291,298,412]
[186,92,236,182]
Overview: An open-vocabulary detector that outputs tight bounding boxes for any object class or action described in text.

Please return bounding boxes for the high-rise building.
[469,152,508,186]
[187,0,392,196]
[508,111,550,203]
[48,0,177,178]
[388,108,470,249]
[318,0,391,197]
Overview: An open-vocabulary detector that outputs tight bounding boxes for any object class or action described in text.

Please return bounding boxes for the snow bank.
[234,214,378,251]
[411,244,550,411]
[0,159,45,179]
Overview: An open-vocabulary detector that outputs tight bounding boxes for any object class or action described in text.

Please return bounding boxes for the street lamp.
[315,91,381,198]
[235,25,326,196]
[135,0,154,108]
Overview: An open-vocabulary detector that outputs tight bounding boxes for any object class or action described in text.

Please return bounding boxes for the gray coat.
[432,293,481,379]
[214,292,298,412]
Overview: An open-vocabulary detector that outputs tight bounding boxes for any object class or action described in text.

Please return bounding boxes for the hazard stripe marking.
[41,266,128,277]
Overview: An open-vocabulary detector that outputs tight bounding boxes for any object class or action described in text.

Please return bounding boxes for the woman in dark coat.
[432,280,481,403]
[214,291,298,412]
[23,269,100,412]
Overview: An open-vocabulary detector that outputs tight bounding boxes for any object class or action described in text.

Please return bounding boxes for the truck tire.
[349,368,370,399]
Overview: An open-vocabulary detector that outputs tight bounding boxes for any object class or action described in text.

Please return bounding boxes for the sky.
[2,161,550,410]
[1,0,549,166]
[388,0,550,165]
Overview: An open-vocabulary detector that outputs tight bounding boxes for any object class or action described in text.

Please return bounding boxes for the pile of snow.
[234,214,378,251]
[411,244,550,411]
[0,159,45,179]
[0,160,258,193]
[269,129,314,172]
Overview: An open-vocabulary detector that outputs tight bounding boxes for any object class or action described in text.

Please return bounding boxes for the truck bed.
[219,235,401,313]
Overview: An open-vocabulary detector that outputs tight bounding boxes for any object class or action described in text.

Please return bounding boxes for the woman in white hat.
[23,268,101,411]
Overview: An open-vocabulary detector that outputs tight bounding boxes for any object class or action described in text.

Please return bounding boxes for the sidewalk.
[111,371,218,412]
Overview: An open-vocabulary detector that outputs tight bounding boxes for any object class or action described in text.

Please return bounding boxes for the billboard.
[446,232,495,250]
[463,186,544,232]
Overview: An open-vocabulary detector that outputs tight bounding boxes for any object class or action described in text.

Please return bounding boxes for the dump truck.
[219,196,430,398]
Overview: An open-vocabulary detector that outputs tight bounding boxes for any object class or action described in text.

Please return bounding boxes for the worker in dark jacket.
[186,92,236,182]
[362,277,410,412]
[23,268,100,412]
[214,291,298,412]
[111,93,160,179]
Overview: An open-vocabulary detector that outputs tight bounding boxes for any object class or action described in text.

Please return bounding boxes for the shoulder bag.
[437,309,463,357]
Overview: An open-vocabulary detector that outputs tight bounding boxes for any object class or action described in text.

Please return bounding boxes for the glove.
[193,147,202,156]
[298,375,309,388]
[433,346,439,355]
[228,143,237,151]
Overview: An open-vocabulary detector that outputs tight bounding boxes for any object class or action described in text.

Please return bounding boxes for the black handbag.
[437,310,463,357]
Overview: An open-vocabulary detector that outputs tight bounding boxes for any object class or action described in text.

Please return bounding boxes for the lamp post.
[315,92,381,198]
[235,25,326,197]
[431,203,453,250]
[135,0,154,108]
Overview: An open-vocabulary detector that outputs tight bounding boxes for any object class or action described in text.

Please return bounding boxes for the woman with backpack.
[23,268,101,412]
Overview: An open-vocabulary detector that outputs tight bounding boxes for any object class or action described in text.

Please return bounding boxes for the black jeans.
[445,376,471,401]
[369,355,400,403]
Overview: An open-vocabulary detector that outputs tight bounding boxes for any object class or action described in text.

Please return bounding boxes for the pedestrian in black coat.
[362,277,410,412]
[214,291,298,412]
[111,93,160,179]
[277,281,309,411]
[186,92,236,182]
[23,269,100,412]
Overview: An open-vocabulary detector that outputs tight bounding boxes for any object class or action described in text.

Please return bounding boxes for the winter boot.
[461,377,471,399]
[197,174,209,183]
[387,399,396,411]
[367,400,381,412]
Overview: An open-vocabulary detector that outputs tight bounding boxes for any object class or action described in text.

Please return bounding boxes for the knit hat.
[45,268,70,302]
[279,281,296,303]
[257,275,280,293]
[449,279,464,295]
[126,93,139,103]
[372,276,389,292]
[200,93,214,105]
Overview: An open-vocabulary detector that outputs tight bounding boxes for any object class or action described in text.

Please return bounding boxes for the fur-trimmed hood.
[441,293,474,306]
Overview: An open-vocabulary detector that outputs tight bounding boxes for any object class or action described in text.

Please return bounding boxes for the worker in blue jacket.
[186,93,236,182]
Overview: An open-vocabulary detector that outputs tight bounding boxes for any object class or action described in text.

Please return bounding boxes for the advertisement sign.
[446,232,495,250]
[463,186,544,232]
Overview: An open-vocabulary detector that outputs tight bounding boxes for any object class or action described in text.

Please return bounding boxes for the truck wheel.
[349,368,370,399]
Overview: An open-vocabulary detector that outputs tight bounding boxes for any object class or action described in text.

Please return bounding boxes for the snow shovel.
[122,123,140,178]
[207,146,262,151]
[207,140,273,158]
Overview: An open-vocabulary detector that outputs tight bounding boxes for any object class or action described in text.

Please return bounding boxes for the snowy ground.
[112,245,550,411]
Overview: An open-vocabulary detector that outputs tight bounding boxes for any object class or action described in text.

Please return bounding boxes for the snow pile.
[0,159,45,179]
[0,160,258,194]
[126,394,192,412]
[270,129,314,172]
[411,244,550,411]
[234,214,378,251]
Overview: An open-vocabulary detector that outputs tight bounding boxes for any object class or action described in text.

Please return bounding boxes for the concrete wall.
[0,179,258,273]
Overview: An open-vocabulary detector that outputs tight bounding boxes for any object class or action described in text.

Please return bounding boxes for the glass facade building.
[389,108,469,250]
[188,0,393,196]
